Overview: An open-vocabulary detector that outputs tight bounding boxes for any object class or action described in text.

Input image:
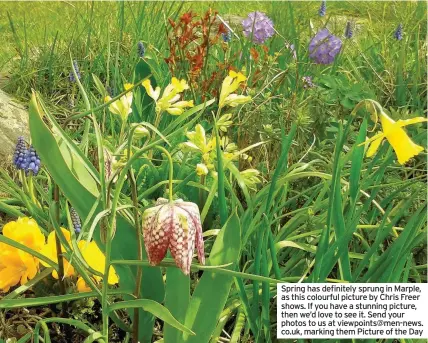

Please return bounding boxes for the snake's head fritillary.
[142,198,205,275]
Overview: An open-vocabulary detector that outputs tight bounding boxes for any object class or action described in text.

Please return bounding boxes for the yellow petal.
[385,126,424,165]
[366,136,384,157]
[142,79,160,101]
[0,265,21,292]
[76,277,92,292]
[166,107,184,115]
[396,117,428,128]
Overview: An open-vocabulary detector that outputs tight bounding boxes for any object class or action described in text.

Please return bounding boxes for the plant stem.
[155,145,174,202]
[53,184,67,316]
[128,169,142,343]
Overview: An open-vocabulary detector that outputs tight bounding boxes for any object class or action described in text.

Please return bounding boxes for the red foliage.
[164,9,229,97]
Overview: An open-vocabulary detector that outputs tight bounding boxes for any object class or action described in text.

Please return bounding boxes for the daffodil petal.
[385,127,425,165]
[366,136,384,157]
[396,117,428,128]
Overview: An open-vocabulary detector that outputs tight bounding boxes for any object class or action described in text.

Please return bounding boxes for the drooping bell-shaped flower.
[142,198,205,275]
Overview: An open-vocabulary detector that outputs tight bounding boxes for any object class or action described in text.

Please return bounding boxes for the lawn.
[0,1,426,343]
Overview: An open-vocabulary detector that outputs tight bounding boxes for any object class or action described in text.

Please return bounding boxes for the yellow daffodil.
[142,77,193,116]
[361,110,427,165]
[2,217,45,251]
[219,71,251,108]
[40,228,75,279]
[104,83,133,122]
[76,241,118,292]
[0,217,44,292]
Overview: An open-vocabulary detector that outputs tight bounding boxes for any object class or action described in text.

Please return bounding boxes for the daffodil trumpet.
[359,108,427,165]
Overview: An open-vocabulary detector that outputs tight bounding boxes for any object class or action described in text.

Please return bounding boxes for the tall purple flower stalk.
[309,29,342,65]
[242,12,275,44]
[394,24,403,41]
[70,207,82,234]
[137,41,145,58]
[69,60,81,83]
[222,30,232,43]
[13,136,28,170]
[345,21,353,39]
[319,0,326,17]
[12,137,41,175]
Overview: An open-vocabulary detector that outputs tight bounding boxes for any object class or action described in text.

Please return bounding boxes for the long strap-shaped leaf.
[181,211,241,343]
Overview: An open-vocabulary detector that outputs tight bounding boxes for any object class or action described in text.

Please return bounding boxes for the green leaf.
[164,268,190,343]
[182,211,241,343]
[213,120,228,226]
[108,299,194,335]
[132,58,156,122]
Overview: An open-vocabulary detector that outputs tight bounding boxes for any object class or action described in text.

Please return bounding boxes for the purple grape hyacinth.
[137,41,145,58]
[222,30,232,43]
[394,24,403,41]
[13,137,41,175]
[309,29,342,65]
[25,146,41,175]
[13,136,28,170]
[345,21,353,39]
[242,12,275,44]
[70,207,82,234]
[318,0,327,17]
[69,60,81,83]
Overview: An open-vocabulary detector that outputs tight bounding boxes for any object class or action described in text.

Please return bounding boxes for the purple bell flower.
[309,28,342,65]
[242,12,275,44]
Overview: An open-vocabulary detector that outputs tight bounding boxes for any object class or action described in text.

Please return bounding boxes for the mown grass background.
[0,1,427,343]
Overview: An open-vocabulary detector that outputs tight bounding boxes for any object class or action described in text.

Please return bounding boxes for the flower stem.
[154,145,174,202]
[53,184,68,317]
[128,169,142,343]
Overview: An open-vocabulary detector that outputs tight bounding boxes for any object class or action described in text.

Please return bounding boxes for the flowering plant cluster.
[13,136,41,175]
